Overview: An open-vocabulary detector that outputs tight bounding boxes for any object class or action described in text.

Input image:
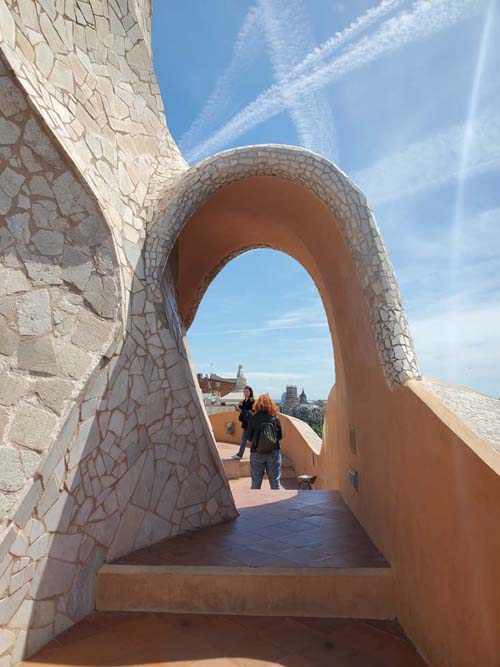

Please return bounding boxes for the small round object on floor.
[297,474,317,490]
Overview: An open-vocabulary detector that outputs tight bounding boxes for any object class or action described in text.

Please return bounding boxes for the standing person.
[246,395,283,490]
[232,386,255,460]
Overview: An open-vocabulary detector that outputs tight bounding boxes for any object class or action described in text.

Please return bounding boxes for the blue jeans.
[250,450,281,490]
[237,428,248,458]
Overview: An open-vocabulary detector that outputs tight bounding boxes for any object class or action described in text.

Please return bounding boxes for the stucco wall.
[330,378,500,666]
[173,170,500,666]
[209,383,500,665]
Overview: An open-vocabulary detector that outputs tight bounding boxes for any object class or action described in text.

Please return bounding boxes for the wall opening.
[186,248,335,437]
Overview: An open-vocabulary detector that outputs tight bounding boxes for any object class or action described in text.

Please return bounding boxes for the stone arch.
[148,145,419,389]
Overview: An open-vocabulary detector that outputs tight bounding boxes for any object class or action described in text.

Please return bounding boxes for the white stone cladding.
[0,0,187,298]
[0,55,122,520]
[0,2,235,664]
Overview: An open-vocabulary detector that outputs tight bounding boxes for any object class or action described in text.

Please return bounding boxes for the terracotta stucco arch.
[148,145,419,389]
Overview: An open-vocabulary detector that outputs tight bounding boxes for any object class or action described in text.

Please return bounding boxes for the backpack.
[256,420,278,454]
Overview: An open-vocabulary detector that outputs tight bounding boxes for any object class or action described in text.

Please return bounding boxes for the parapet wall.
[209,409,322,482]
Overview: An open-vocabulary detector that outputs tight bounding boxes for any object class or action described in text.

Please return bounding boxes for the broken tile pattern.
[421,377,500,451]
[147,146,421,389]
[0,0,187,294]
[0,56,121,519]
[0,6,236,664]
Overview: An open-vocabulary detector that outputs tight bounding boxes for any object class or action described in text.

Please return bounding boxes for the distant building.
[294,402,325,429]
[234,364,247,391]
[280,384,326,430]
[281,385,299,415]
[198,365,247,414]
[197,364,247,398]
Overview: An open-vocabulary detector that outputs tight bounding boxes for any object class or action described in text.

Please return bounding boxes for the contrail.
[447,0,495,379]
[183,0,404,160]
[354,97,500,204]
[259,0,337,160]
[187,0,484,162]
[290,0,406,80]
[179,4,263,154]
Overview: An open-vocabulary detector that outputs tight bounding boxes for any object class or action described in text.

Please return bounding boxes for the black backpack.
[256,420,278,454]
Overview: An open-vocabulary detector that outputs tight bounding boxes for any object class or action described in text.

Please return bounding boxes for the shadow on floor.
[23,611,427,667]
[115,488,388,569]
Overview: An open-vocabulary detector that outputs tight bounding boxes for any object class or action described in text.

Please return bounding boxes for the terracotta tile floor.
[216,441,247,460]
[116,486,388,569]
[23,611,427,666]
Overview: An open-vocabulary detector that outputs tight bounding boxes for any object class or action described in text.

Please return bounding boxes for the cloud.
[394,202,500,397]
[291,0,405,80]
[246,371,311,380]
[255,302,329,334]
[259,0,337,160]
[395,207,500,263]
[179,4,264,154]
[187,0,483,161]
[190,301,329,337]
[354,97,500,204]
[410,301,500,396]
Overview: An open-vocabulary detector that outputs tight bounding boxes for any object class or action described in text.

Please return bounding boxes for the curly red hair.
[252,394,279,417]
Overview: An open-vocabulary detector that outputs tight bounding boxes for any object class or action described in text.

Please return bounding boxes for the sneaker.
[231,454,242,460]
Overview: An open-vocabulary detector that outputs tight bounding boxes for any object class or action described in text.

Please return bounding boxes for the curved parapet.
[148,145,420,389]
[209,409,322,481]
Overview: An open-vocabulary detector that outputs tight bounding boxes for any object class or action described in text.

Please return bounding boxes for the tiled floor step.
[97,563,393,618]
[97,489,394,619]
[22,611,428,667]
[216,441,296,480]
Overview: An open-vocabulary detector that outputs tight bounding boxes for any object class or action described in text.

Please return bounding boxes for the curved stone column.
[0,3,236,664]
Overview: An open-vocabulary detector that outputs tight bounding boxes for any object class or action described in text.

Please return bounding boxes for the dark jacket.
[247,410,283,452]
[238,398,254,430]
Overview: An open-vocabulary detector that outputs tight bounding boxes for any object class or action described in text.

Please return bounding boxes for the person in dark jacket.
[246,394,283,490]
[232,386,255,459]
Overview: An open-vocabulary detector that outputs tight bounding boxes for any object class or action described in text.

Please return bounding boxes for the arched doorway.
[187,247,335,409]
[147,144,420,493]
[149,146,419,391]
[185,247,334,488]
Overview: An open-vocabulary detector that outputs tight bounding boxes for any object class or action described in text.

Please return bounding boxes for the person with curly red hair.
[246,394,283,489]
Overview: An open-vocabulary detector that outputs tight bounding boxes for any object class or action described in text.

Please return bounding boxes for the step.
[21,611,427,667]
[97,563,394,618]
[222,457,296,480]
[216,441,296,480]
[97,489,394,620]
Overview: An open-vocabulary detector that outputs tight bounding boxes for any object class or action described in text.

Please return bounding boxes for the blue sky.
[152,0,500,400]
